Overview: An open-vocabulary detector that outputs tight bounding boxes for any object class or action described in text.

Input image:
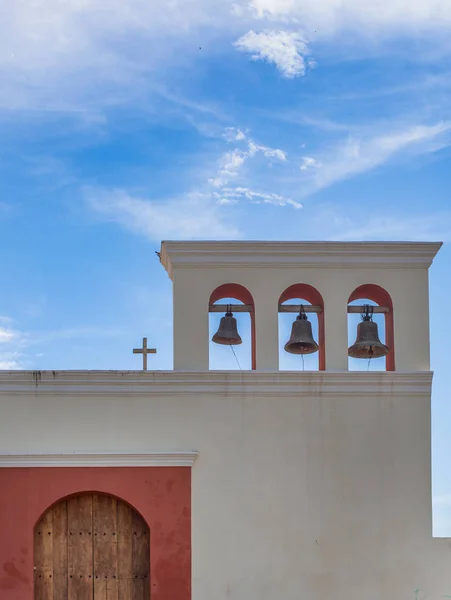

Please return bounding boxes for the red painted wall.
[0,467,191,600]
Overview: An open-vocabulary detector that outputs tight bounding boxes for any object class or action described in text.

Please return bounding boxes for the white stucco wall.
[0,371,449,600]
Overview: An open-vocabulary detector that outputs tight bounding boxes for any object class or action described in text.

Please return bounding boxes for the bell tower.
[160,240,441,371]
[0,239,447,600]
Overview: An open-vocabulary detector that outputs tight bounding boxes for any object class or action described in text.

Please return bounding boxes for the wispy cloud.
[0,353,25,370]
[85,187,240,240]
[214,186,302,208]
[0,0,235,116]
[0,316,127,370]
[0,329,17,343]
[209,129,287,187]
[0,318,26,369]
[223,127,247,142]
[210,148,250,187]
[308,205,451,242]
[300,156,321,171]
[242,0,451,34]
[298,121,451,196]
[234,30,314,78]
[0,320,21,345]
[2,0,451,120]
[85,126,301,240]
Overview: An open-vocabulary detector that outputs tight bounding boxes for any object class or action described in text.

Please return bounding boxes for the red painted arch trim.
[348,284,395,371]
[209,283,256,370]
[278,284,325,371]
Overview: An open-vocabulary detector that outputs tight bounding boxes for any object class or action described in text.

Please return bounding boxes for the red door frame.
[0,467,191,600]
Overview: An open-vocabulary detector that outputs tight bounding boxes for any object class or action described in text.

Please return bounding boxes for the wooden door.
[34,493,150,600]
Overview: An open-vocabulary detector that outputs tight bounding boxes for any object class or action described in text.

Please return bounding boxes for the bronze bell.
[212,306,242,345]
[284,306,319,355]
[348,305,389,359]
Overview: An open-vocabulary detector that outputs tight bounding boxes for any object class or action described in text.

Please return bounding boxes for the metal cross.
[133,337,157,371]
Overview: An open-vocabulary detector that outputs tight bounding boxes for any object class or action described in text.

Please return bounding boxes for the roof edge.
[160,241,443,279]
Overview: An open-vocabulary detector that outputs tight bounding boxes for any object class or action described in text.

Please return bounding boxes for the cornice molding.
[160,241,442,279]
[0,451,199,468]
[0,370,433,398]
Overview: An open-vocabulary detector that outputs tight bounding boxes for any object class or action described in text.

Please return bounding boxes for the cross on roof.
[132,337,157,371]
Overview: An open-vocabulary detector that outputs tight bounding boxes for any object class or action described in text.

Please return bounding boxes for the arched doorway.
[34,493,150,600]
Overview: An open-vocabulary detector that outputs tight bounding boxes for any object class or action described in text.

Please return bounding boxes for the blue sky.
[1,0,451,533]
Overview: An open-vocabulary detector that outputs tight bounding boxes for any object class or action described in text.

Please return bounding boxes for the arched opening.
[278,283,325,371]
[348,284,394,371]
[34,492,150,599]
[209,283,255,370]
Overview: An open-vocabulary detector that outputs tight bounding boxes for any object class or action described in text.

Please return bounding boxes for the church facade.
[0,240,449,600]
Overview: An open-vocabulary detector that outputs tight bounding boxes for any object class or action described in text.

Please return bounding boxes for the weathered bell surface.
[348,319,389,359]
[284,312,319,355]
[212,312,242,345]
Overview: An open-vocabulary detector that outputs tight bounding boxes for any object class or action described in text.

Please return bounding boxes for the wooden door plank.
[34,508,53,600]
[131,579,146,600]
[117,579,132,600]
[68,494,93,600]
[117,501,133,600]
[131,510,150,600]
[52,500,68,600]
[93,494,118,600]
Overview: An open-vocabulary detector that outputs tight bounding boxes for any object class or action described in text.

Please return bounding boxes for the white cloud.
[243,0,451,34]
[248,140,287,160]
[223,127,247,142]
[234,30,312,78]
[215,186,302,208]
[0,319,25,369]
[0,320,21,344]
[300,156,321,170]
[85,125,298,237]
[215,197,239,206]
[0,0,235,113]
[0,319,127,370]
[222,149,248,171]
[209,149,249,187]
[0,355,24,370]
[2,0,451,116]
[308,205,451,242]
[85,187,240,240]
[0,329,17,343]
[210,133,287,187]
[299,121,451,195]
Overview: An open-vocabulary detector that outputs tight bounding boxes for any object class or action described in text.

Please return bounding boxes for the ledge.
[0,370,434,397]
[0,451,199,468]
[160,241,443,278]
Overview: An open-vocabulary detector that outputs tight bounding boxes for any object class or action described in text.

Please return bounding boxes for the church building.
[0,240,449,600]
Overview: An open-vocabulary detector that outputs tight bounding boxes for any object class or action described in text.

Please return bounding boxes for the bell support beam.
[209,304,390,314]
[209,304,254,313]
